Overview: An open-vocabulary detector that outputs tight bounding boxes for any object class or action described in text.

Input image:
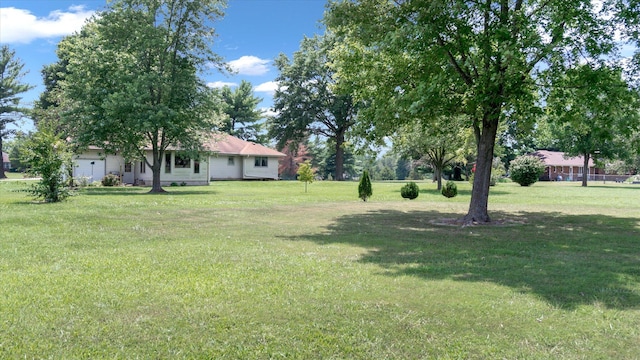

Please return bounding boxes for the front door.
[123,162,134,184]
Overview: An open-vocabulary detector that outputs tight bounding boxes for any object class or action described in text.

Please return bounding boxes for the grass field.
[1,179,639,359]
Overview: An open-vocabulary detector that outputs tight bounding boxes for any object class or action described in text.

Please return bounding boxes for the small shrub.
[490,173,498,186]
[400,182,419,200]
[21,129,73,203]
[510,155,545,186]
[358,170,372,201]
[442,180,458,198]
[180,182,187,186]
[170,182,179,187]
[101,174,120,187]
[297,160,315,193]
[75,176,92,187]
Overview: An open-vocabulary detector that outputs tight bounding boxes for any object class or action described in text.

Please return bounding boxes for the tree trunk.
[0,137,6,179]
[149,149,166,193]
[582,152,590,187]
[464,117,499,224]
[435,167,443,190]
[433,146,446,191]
[334,130,345,181]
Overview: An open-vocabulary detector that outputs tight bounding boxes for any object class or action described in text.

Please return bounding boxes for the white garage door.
[74,159,106,183]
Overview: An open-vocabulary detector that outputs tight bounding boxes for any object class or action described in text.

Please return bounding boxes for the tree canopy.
[546,64,640,186]
[59,0,227,192]
[269,34,358,181]
[217,80,264,142]
[325,0,633,223]
[393,116,473,190]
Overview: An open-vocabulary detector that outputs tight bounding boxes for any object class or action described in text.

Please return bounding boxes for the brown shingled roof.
[75,134,285,157]
[204,134,285,157]
[532,150,594,167]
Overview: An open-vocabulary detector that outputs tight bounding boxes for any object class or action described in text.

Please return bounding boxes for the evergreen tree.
[396,157,410,180]
[358,170,372,201]
[0,45,34,179]
[219,80,264,142]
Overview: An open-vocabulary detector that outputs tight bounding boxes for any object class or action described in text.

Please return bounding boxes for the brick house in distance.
[2,151,10,171]
[531,150,605,181]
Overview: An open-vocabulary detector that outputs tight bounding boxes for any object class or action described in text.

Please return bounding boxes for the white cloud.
[207,81,237,89]
[228,56,270,76]
[254,81,280,94]
[260,107,279,118]
[0,6,95,44]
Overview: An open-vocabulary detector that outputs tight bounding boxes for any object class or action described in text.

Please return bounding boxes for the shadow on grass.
[419,188,510,196]
[390,188,509,197]
[81,187,215,196]
[586,185,640,190]
[288,210,640,310]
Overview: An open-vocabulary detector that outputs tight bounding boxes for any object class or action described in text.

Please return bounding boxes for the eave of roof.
[532,150,595,167]
[74,134,286,157]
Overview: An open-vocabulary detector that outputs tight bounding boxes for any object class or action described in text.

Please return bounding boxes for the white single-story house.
[2,151,10,171]
[72,134,285,185]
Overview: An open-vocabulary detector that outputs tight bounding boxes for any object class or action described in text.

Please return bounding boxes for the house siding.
[73,150,122,182]
[209,155,242,180]
[135,151,210,186]
[242,156,279,180]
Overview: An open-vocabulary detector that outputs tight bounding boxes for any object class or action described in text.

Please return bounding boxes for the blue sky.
[0,0,328,130]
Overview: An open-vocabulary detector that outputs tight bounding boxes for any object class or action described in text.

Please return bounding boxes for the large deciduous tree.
[218,80,264,142]
[32,57,73,136]
[269,34,358,181]
[546,64,640,187]
[59,0,227,192]
[0,45,33,179]
[326,0,626,223]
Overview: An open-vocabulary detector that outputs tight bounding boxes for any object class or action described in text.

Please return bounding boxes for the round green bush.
[101,174,120,187]
[509,155,545,186]
[400,182,419,199]
[441,180,458,198]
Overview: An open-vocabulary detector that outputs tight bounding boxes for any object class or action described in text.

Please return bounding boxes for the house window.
[140,161,146,173]
[254,157,268,167]
[165,153,171,173]
[124,162,132,172]
[174,154,190,168]
[194,160,200,174]
[228,157,235,166]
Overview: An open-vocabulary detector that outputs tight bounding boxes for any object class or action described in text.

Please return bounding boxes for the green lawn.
[1,179,639,359]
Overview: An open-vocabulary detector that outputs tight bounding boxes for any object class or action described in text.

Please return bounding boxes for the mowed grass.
[0,179,639,359]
